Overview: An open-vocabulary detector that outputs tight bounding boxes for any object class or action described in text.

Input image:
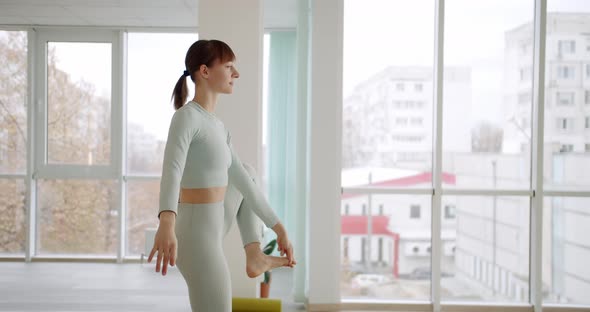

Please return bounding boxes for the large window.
[0,29,276,261]
[34,30,119,256]
[0,29,203,259]
[0,30,27,255]
[340,0,590,308]
[342,0,434,300]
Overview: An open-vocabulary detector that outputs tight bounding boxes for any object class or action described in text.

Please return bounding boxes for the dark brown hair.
[171,39,236,110]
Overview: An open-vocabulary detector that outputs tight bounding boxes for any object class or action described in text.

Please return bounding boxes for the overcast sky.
[343,0,590,128]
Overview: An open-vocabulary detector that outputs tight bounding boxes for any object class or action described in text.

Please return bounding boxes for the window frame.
[34,29,122,180]
[556,91,574,106]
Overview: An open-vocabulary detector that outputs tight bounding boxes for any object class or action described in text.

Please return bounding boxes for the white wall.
[198,0,264,297]
[307,0,344,304]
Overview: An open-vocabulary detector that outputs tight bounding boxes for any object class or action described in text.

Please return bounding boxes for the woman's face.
[206,59,240,94]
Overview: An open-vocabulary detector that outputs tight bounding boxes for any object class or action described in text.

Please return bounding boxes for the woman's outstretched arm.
[226,133,279,228]
[226,132,294,264]
[233,163,262,247]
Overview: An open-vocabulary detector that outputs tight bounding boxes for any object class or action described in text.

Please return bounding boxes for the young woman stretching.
[148,39,296,311]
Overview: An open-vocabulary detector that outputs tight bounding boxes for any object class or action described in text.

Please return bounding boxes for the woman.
[148,39,295,311]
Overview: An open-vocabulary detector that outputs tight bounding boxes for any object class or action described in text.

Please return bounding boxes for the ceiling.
[0,0,297,29]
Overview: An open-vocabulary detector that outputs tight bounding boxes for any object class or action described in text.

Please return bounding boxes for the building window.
[395,117,408,125]
[557,66,575,79]
[410,204,421,219]
[586,64,590,78]
[392,135,424,142]
[556,118,574,131]
[560,144,574,153]
[414,83,423,92]
[343,237,349,259]
[558,40,576,54]
[410,117,423,126]
[396,82,404,91]
[445,204,456,219]
[362,204,367,216]
[585,143,590,153]
[344,204,350,215]
[519,67,531,81]
[378,204,384,216]
[556,92,575,105]
[519,43,528,55]
[518,92,531,105]
[586,116,590,129]
[585,90,590,105]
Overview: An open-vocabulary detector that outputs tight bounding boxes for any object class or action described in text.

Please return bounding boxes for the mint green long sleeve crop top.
[157,100,280,229]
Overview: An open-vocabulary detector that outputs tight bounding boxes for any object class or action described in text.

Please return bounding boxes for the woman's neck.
[192,84,218,113]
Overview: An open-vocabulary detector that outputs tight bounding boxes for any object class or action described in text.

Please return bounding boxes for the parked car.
[351,274,391,289]
[406,267,453,280]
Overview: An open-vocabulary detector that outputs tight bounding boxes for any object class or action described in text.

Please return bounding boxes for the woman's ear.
[199,64,209,79]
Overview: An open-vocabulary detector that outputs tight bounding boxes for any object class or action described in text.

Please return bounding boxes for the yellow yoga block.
[232,297,281,312]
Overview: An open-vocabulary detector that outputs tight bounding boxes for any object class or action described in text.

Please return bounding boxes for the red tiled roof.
[341,171,456,199]
[341,215,399,238]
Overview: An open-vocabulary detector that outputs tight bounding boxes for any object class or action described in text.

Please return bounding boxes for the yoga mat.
[232,297,281,312]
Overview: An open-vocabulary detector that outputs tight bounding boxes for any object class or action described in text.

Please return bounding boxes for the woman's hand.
[272,222,295,267]
[148,212,177,276]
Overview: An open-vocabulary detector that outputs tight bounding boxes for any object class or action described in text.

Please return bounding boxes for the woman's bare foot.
[244,242,296,278]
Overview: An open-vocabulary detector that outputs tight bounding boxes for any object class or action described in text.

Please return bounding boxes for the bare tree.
[471,121,503,153]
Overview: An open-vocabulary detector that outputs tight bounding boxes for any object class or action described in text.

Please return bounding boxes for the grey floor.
[0,262,305,312]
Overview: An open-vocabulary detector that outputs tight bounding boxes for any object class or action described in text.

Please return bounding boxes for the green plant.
[262,238,277,284]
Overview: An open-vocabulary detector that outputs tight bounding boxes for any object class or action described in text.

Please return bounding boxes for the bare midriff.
[179,186,226,204]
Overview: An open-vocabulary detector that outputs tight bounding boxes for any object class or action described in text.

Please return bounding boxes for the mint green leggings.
[174,165,261,311]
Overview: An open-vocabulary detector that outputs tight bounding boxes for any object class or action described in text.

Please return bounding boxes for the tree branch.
[0,99,25,144]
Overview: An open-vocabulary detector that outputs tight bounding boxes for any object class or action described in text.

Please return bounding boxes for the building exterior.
[503,13,590,304]
[340,14,590,302]
[341,168,457,279]
[342,66,472,171]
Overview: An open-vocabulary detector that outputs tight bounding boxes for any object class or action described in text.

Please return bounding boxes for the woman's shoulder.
[168,103,205,133]
[173,102,203,120]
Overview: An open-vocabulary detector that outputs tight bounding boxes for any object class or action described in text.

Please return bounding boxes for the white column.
[198,0,264,298]
[307,0,344,305]
[293,0,311,302]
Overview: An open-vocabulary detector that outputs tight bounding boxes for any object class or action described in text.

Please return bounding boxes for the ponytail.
[171,73,188,110]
